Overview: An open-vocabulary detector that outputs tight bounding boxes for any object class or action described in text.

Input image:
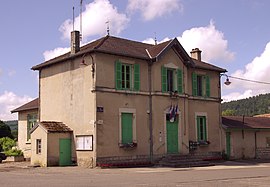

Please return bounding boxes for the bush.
[4,148,23,157]
[0,137,23,156]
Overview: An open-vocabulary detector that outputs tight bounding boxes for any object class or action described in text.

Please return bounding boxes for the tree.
[0,120,13,139]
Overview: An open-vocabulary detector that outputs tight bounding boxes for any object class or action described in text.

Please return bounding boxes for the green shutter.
[121,113,133,144]
[196,117,200,141]
[27,115,30,141]
[115,60,122,90]
[161,66,167,92]
[203,117,207,141]
[177,69,183,94]
[205,75,210,97]
[133,64,140,91]
[192,73,197,96]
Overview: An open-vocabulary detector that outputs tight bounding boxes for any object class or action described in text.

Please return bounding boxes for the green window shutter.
[192,73,197,96]
[121,113,133,144]
[196,116,200,141]
[203,117,207,141]
[205,75,210,97]
[115,60,122,90]
[161,66,167,92]
[133,64,140,91]
[177,69,183,94]
[27,115,30,141]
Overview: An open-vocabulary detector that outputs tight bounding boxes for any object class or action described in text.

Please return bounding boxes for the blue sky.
[1,0,270,120]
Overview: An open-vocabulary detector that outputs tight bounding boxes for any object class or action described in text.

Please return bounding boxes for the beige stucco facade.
[31,36,225,167]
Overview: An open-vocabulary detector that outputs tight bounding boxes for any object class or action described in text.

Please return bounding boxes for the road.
[1,161,270,186]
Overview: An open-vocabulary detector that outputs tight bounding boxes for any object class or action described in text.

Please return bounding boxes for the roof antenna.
[72,6,75,31]
[154,32,157,45]
[80,0,83,41]
[106,20,110,36]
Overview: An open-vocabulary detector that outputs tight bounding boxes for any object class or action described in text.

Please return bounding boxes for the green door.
[166,119,179,154]
[59,138,72,166]
[121,113,133,144]
[226,132,231,159]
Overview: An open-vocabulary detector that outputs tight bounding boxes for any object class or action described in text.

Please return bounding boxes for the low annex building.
[222,116,270,159]
[11,98,39,159]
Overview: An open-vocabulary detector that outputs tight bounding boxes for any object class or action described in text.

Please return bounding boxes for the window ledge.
[198,141,210,146]
[119,142,137,149]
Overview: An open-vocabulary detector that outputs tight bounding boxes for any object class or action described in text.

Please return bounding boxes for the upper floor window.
[192,73,210,97]
[115,60,140,91]
[27,114,38,141]
[161,66,183,93]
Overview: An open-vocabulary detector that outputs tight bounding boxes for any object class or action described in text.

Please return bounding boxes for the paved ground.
[1,160,270,186]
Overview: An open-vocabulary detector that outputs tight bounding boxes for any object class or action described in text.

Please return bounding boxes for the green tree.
[222,109,236,116]
[0,120,13,139]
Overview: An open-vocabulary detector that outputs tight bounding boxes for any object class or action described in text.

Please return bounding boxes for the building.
[222,116,270,159]
[30,31,226,167]
[11,98,39,159]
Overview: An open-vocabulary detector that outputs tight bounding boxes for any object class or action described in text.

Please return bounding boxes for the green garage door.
[59,138,72,166]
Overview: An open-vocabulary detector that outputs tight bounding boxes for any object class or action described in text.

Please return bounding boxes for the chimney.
[71,31,80,54]
[190,48,202,61]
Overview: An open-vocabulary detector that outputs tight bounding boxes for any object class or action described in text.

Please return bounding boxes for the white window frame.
[76,135,93,151]
[36,139,41,154]
[119,108,137,144]
[195,112,208,141]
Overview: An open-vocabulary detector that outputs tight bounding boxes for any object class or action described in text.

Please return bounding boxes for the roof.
[222,116,270,130]
[11,98,39,113]
[193,59,226,72]
[32,35,226,73]
[30,121,72,134]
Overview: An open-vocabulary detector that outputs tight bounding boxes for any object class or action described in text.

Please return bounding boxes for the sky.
[0,0,270,120]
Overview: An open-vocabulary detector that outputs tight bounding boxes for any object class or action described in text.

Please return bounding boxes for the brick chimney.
[190,48,202,61]
[71,31,80,54]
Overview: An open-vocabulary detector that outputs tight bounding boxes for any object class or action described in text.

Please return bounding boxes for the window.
[115,60,140,91]
[196,116,207,141]
[119,108,137,145]
[27,114,38,141]
[76,136,93,151]
[161,66,183,93]
[36,139,41,154]
[192,73,210,97]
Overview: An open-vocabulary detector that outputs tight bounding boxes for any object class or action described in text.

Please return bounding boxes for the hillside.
[3,120,18,140]
[221,93,270,116]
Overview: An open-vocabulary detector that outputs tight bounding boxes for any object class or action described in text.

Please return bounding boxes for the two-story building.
[30,31,226,167]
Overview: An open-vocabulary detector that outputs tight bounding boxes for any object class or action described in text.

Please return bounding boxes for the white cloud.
[59,0,129,40]
[142,37,170,45]
[0,91,33,121]
[43,47,70,61]
[0,68,2,77]
[127,0,183,21]
[177,20,235,62]
[222,90,253,103]
[222,42,270,102]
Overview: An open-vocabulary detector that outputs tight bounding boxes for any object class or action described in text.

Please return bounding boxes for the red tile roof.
[40,121,72,133]
[11,98,39,113]
[32,35,226,73]
[222,116,270,129]
[193,58,226,72]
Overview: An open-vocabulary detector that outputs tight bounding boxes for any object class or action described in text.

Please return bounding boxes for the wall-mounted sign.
[97,106,104,112]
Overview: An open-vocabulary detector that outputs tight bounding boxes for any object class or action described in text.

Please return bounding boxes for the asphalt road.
[1,161,270,186]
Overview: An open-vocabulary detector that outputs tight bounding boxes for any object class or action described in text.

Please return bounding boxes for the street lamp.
[221,73,231,86]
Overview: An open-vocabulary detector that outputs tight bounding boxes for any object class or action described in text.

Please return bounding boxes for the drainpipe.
[255,131,257,159]
[148,60,153,163]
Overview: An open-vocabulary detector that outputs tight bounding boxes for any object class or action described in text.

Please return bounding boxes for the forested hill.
[221,93,270,116]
